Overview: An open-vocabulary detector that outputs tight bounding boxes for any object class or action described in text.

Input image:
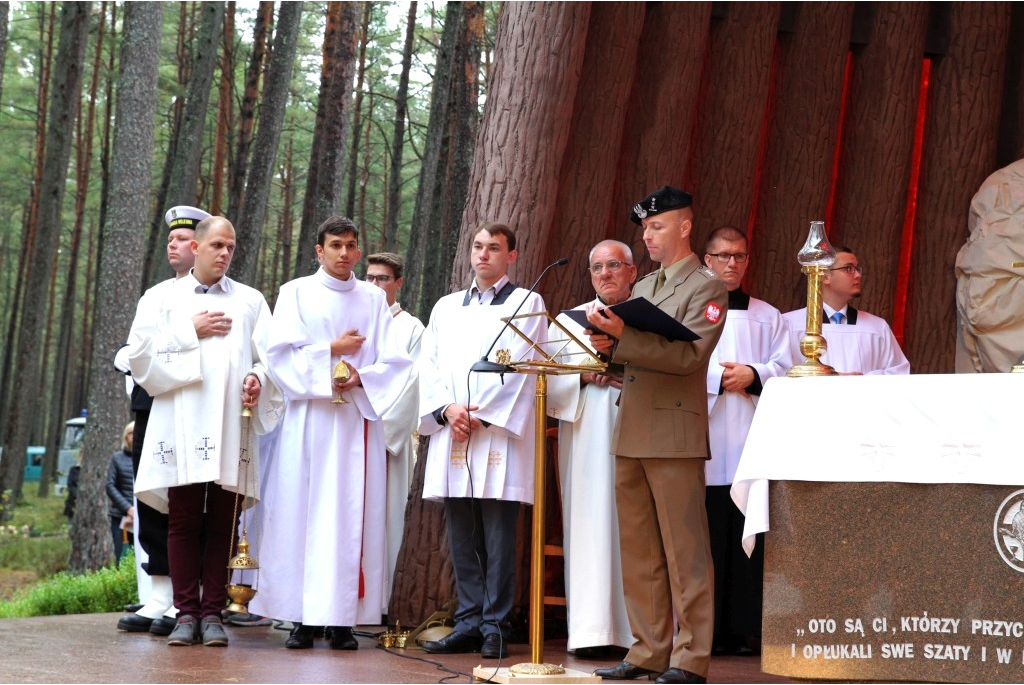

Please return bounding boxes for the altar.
[731,373,1024,683]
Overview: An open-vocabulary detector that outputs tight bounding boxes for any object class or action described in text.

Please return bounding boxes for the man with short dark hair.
[364,251,424,609]
[419,222,547,660]
[250,217,412,651]
[131,216,283,647]
[783,247,910,374]
[587,186,727,684]
[702,225,791,656]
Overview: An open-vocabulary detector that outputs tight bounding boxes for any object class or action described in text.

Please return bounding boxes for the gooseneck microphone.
[470,257,569,374]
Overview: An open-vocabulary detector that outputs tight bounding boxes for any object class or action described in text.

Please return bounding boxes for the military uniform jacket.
[611,253,727,459]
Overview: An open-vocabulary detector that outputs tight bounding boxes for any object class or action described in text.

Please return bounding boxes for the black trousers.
[131,409,170,576]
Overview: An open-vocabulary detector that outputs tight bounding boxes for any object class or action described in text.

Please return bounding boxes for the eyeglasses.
[364,274,392,283]
[828,265,863,275]
[589,260,631,275]
[706,252,748,263]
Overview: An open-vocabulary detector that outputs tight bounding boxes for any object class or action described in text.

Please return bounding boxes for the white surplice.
[250,269,412,627]
[382,301,424,608]
[130,273,283,513]
[706,298,792,486]
[783,307,910,375]
[546,304,633,651]
[419,288,547,504]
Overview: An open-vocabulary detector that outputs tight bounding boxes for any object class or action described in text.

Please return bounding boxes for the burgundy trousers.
[167,482,240,619]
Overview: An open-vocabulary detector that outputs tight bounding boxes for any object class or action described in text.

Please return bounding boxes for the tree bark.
[343,1,371,220]
[906,2,1010,373]
[830,2,929,322]
[70,0,163,574]
[383,1,417,253]
[0,1,89,518]
[294,1,360,278]
[747,3,855,314]
[232,0,303,285]
[142,1,224,289]
[228,0,272,220]
[210,1,235,216]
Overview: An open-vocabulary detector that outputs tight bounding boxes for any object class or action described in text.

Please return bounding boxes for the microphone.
[470,257,569,374]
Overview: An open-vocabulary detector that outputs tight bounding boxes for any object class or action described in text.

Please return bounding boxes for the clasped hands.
[445,404,482,442]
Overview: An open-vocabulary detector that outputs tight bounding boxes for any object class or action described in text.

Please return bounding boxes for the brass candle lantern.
[788,220,839,377]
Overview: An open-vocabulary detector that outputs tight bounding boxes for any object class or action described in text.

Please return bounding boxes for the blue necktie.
[830,312,844,325]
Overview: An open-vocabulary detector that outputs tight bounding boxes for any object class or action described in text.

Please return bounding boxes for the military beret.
[164,205,211,231]
[630,185,693,225]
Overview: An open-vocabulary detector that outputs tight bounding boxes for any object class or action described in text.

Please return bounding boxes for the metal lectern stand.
[472,310,605,683]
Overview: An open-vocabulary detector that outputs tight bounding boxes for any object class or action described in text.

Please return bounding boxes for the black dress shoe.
[575,645,611,659]
[594,661,657,680]
[421,630,483,654]
[480,633,508,659]
[328,626,359,650]
[655,668,706,684]
[124,603,144,613]
[286,623,318,649]
[117,613,155,632]
[149,616,177,636]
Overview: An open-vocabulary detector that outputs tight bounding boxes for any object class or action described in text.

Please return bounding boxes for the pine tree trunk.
[228,0,272,220]
[343,1,370,219]
[142,1,224,289]
[384,1,416,252]
[232,0,303,285]
[70,0,164,574]
[294,1,360,278]
[0,1,89,518]
[210,1,235,216]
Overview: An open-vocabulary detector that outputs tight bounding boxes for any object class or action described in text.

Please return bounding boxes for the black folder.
[562,298,701,342]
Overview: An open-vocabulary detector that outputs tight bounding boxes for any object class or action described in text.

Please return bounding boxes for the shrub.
[0,548,137,618]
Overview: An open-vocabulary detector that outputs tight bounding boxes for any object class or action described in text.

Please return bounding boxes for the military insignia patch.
[633,203,647,220]
[705,302,722,323]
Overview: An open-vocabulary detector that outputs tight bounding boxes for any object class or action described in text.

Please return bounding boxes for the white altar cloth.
[731,373,1024,555]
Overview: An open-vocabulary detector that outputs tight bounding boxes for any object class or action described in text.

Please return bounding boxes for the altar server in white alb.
[546,239,636,658]
[702,226,791,655]
[419,222,547,660]
[364,251,424,609]
[130,216,283,647]
[783,246,910,375]
[251,216,412,651]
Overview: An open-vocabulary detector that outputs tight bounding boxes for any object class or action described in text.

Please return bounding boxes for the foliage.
[0,547,136,617]
[0,486,72,577]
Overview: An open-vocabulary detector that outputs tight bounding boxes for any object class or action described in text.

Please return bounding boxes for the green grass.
[0,548,137,618]
[0,486,137,616]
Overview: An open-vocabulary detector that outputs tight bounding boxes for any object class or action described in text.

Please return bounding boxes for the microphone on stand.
[470,257,569,374]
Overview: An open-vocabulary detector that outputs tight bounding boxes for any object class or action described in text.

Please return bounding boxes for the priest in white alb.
[418,222,548,660]
[546,239,636,658]
[701,226,791,654]
[364,251,424,610]
[250,216,412,651]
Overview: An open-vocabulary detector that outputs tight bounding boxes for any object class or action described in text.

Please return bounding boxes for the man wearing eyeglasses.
[701,226,791,657]
[546,240,637,659]
[782,247,910,374]
[364,252,424,613]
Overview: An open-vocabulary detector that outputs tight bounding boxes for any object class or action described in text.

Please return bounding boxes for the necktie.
[654,269,666,295]
[830,312,844,325]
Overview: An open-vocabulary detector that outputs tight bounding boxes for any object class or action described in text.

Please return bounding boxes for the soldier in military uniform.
[586,186,727,684]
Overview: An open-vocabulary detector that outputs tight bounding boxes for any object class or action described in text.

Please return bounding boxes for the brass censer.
[226,410,260,613]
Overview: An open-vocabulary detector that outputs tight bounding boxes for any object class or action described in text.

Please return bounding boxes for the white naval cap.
[164,205,211,231]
